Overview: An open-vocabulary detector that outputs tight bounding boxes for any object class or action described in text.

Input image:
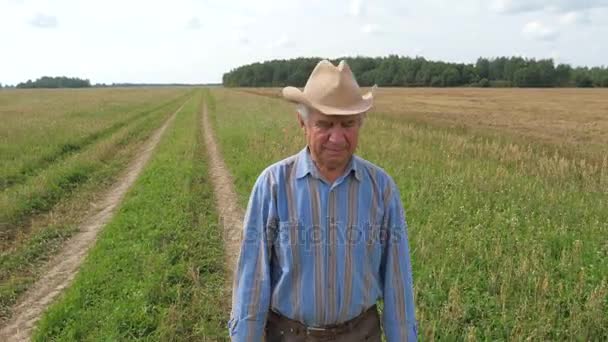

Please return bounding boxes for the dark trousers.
[265,306,381,342]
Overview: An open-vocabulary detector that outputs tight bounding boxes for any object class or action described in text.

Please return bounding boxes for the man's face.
[299,108,362,171]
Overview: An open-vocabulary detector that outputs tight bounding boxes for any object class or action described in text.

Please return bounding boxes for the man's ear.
[297,112,305,129]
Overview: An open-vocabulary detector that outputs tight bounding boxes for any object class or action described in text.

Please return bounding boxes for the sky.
[1,0,607,85]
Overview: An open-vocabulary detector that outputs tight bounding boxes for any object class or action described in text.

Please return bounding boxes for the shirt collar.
[295,147,362,181]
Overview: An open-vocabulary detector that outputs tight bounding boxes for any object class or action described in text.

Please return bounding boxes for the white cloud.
[522,21,559,41]
[361,24,382,35]
[350,0,363,17]
[491,0,536,13]
[186,17,201,29]
[268,34,293,49]
[238,36,250,45]
[490,0,608,13]
[29,13,57,28]
[234,15,256,30]
[558,11,591,25]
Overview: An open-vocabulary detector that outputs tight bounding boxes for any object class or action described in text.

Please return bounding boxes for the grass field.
[33,90,229,340]
[1,88,189,190]
[1,86,606,340]
[0,88,190,320]
[210,88,607,340]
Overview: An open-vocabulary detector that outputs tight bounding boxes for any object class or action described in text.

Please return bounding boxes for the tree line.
[15,76,91,88]
[0,79,220,89]
[222,56,608,88]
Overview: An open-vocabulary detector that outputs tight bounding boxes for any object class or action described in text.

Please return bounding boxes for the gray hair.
[296,104,366,124]
[296,104,311,121]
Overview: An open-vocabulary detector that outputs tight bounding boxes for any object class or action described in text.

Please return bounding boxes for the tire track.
[0,101,187,341]
[200,99,243,278]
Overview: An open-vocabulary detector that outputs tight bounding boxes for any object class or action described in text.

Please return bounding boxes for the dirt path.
[201,102,243,277]
[0,102,186,341]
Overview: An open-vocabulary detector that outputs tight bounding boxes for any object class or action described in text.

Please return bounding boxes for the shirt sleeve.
[228,171,276,341]
[380,179,417,341]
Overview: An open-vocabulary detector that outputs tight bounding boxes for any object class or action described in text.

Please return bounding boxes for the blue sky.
[1,0,607,84]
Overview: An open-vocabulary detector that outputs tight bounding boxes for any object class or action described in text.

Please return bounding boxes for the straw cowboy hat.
[282,60,377,115]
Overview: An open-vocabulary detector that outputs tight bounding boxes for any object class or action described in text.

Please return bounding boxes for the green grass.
[33,90,229,341]
[0,88,189,189]
[0,92,193,321]
[207,89,304,207]
[0,93,190,236]
[208,88,607,340]
[1,94,187,191]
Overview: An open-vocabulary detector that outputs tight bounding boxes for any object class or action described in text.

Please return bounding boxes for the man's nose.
[328,126,346,143]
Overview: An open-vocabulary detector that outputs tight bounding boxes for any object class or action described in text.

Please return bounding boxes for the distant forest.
[0,77,218,89]
[16,76,91,88]
[222,56,608,88]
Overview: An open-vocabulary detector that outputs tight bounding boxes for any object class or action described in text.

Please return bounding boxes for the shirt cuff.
[228,317,265,341]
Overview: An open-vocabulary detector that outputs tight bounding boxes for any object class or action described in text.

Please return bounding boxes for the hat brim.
[282,85,376,115]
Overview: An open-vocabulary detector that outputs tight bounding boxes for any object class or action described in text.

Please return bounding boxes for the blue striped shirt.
[229,147,417,341]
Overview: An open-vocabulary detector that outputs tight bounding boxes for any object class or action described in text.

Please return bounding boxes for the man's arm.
[381,180,417,341]
[228,172,275,341]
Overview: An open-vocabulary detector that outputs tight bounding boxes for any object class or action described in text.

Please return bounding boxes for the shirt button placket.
[327,188,335,293]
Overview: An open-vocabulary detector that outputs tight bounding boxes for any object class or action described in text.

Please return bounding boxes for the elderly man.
[229,60,417,341]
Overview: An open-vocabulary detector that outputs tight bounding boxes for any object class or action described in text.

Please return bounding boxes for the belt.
[266,305,378,338]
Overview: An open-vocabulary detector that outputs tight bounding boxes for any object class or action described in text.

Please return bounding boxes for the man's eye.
[316,122,332,128]
[342,121,356,128]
